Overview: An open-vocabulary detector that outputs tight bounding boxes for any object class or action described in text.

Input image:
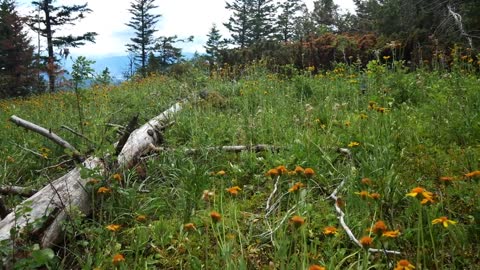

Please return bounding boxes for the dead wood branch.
[10,115,81,159]
[61,125,94,144]
[115,114,139,155]
[0,186,38,197]
[328,178,401,255]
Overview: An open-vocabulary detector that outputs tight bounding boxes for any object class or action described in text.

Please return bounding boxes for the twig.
[11,142,45,159]
[265,175,280,212]
[10,115,81,159]
[328,178,401,255]
[34,159,74,173]
[0,186,38,197]
[61,125,94,144]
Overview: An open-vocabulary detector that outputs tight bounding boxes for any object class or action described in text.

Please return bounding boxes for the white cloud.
[17,0,356,58]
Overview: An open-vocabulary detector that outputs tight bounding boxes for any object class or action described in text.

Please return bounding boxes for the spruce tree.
[224,0,253,48]
[248,0,277,42]
[126,0,161,78]
[312,0,339,32]
[276,0,303,42]
[152,35,193,71]
[29,0,97,92]
[204,24,227,67]
[0,0,36,98]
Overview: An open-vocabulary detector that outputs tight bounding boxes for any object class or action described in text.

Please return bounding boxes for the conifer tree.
[224,0,252,48]
[276,0,303,42]
[248,0,277,42]
[312,0,339,31]
[126,0,161,78]
[151,35,193,71]
[29,0,97,92]
[0,0,36,98]
[204,24,227,67]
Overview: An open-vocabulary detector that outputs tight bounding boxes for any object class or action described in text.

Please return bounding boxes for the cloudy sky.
[17,0,355,58]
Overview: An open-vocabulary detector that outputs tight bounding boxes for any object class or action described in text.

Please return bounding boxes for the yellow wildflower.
[97,187,111,194]
[394,259,415,270]
[382,230,401,238]
[135,215,147,222]
[106,224,121,232]
[355,190,371,199]
[323,226,338,236]
[383,55,391,60]
[348,141,360,147]
[432,216,457,228]
[183,223,196,231]
[216,170,226,176]
[112,173,122,182]
[406,187,434,204]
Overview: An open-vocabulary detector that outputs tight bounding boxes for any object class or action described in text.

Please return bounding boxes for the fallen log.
[0,99,185,266]
[0,186,38,197]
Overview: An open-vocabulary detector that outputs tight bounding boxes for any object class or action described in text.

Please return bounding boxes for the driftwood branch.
[10,115,81,159]
[328,178,401,255]
[0,186,38,197]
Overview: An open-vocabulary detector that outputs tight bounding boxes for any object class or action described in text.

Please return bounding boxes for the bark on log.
[9,115,81,159]
[1,100,185,261]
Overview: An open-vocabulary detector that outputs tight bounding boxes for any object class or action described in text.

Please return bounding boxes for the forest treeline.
[1,0,479,99]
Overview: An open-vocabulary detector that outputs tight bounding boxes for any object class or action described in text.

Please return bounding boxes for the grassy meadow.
[0,59,479,269]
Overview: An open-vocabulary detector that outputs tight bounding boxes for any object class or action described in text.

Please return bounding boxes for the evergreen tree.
[248,0,277,42]
[150,35,193,72]
[224,0,252,48]
[0,0,37,98]
[29,0,97,92]
[276,0,303,42]
[204,24,227,67]
[94,67,113,86]
[312,0,339,32]
[125,0,161,78]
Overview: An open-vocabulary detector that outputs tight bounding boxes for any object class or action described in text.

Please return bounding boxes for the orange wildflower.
[308,265,326,270]
[394,259,415,270]
[112,253,125,265]
[304,168,315,177]
[355,190,371,199]
[226,186,241,196]
[290,215,305,227]
[97,187,111,194]
[359,236,373,247]
[382,230,401,238]
[276,165,288,174]
[183,223,196,231]
[323,226,338,236]
[106,224,121,232]
[266,168,279,177]
[112,173,122,182]
[361,178,372,185]
[288,182,305,193]
[371,220,387,235]
[439,176,455,183]
[432,216,457,228]
[294,165,304,174]
[135,215,147,222]
[216,170,226,176]
[370,193,381,200]
[210,211,222,223]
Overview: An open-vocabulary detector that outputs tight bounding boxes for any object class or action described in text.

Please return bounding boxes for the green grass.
[1,61,479,269]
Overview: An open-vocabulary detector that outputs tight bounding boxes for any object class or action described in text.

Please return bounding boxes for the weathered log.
[117,100,184,167]
[0,186,38,197]
[10,115,81,159]
[1,99,185,263]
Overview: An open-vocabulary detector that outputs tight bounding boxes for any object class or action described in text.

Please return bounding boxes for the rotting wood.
[10,115,82,160]
[0,186,38,197]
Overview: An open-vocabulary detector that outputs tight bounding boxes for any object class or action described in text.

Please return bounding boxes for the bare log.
[0,186,38,197]
[117,100,184,167]
[10,115,81,158]
[1,99,187,256]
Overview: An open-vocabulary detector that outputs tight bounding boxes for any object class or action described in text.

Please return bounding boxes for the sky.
[17,0,356,58]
